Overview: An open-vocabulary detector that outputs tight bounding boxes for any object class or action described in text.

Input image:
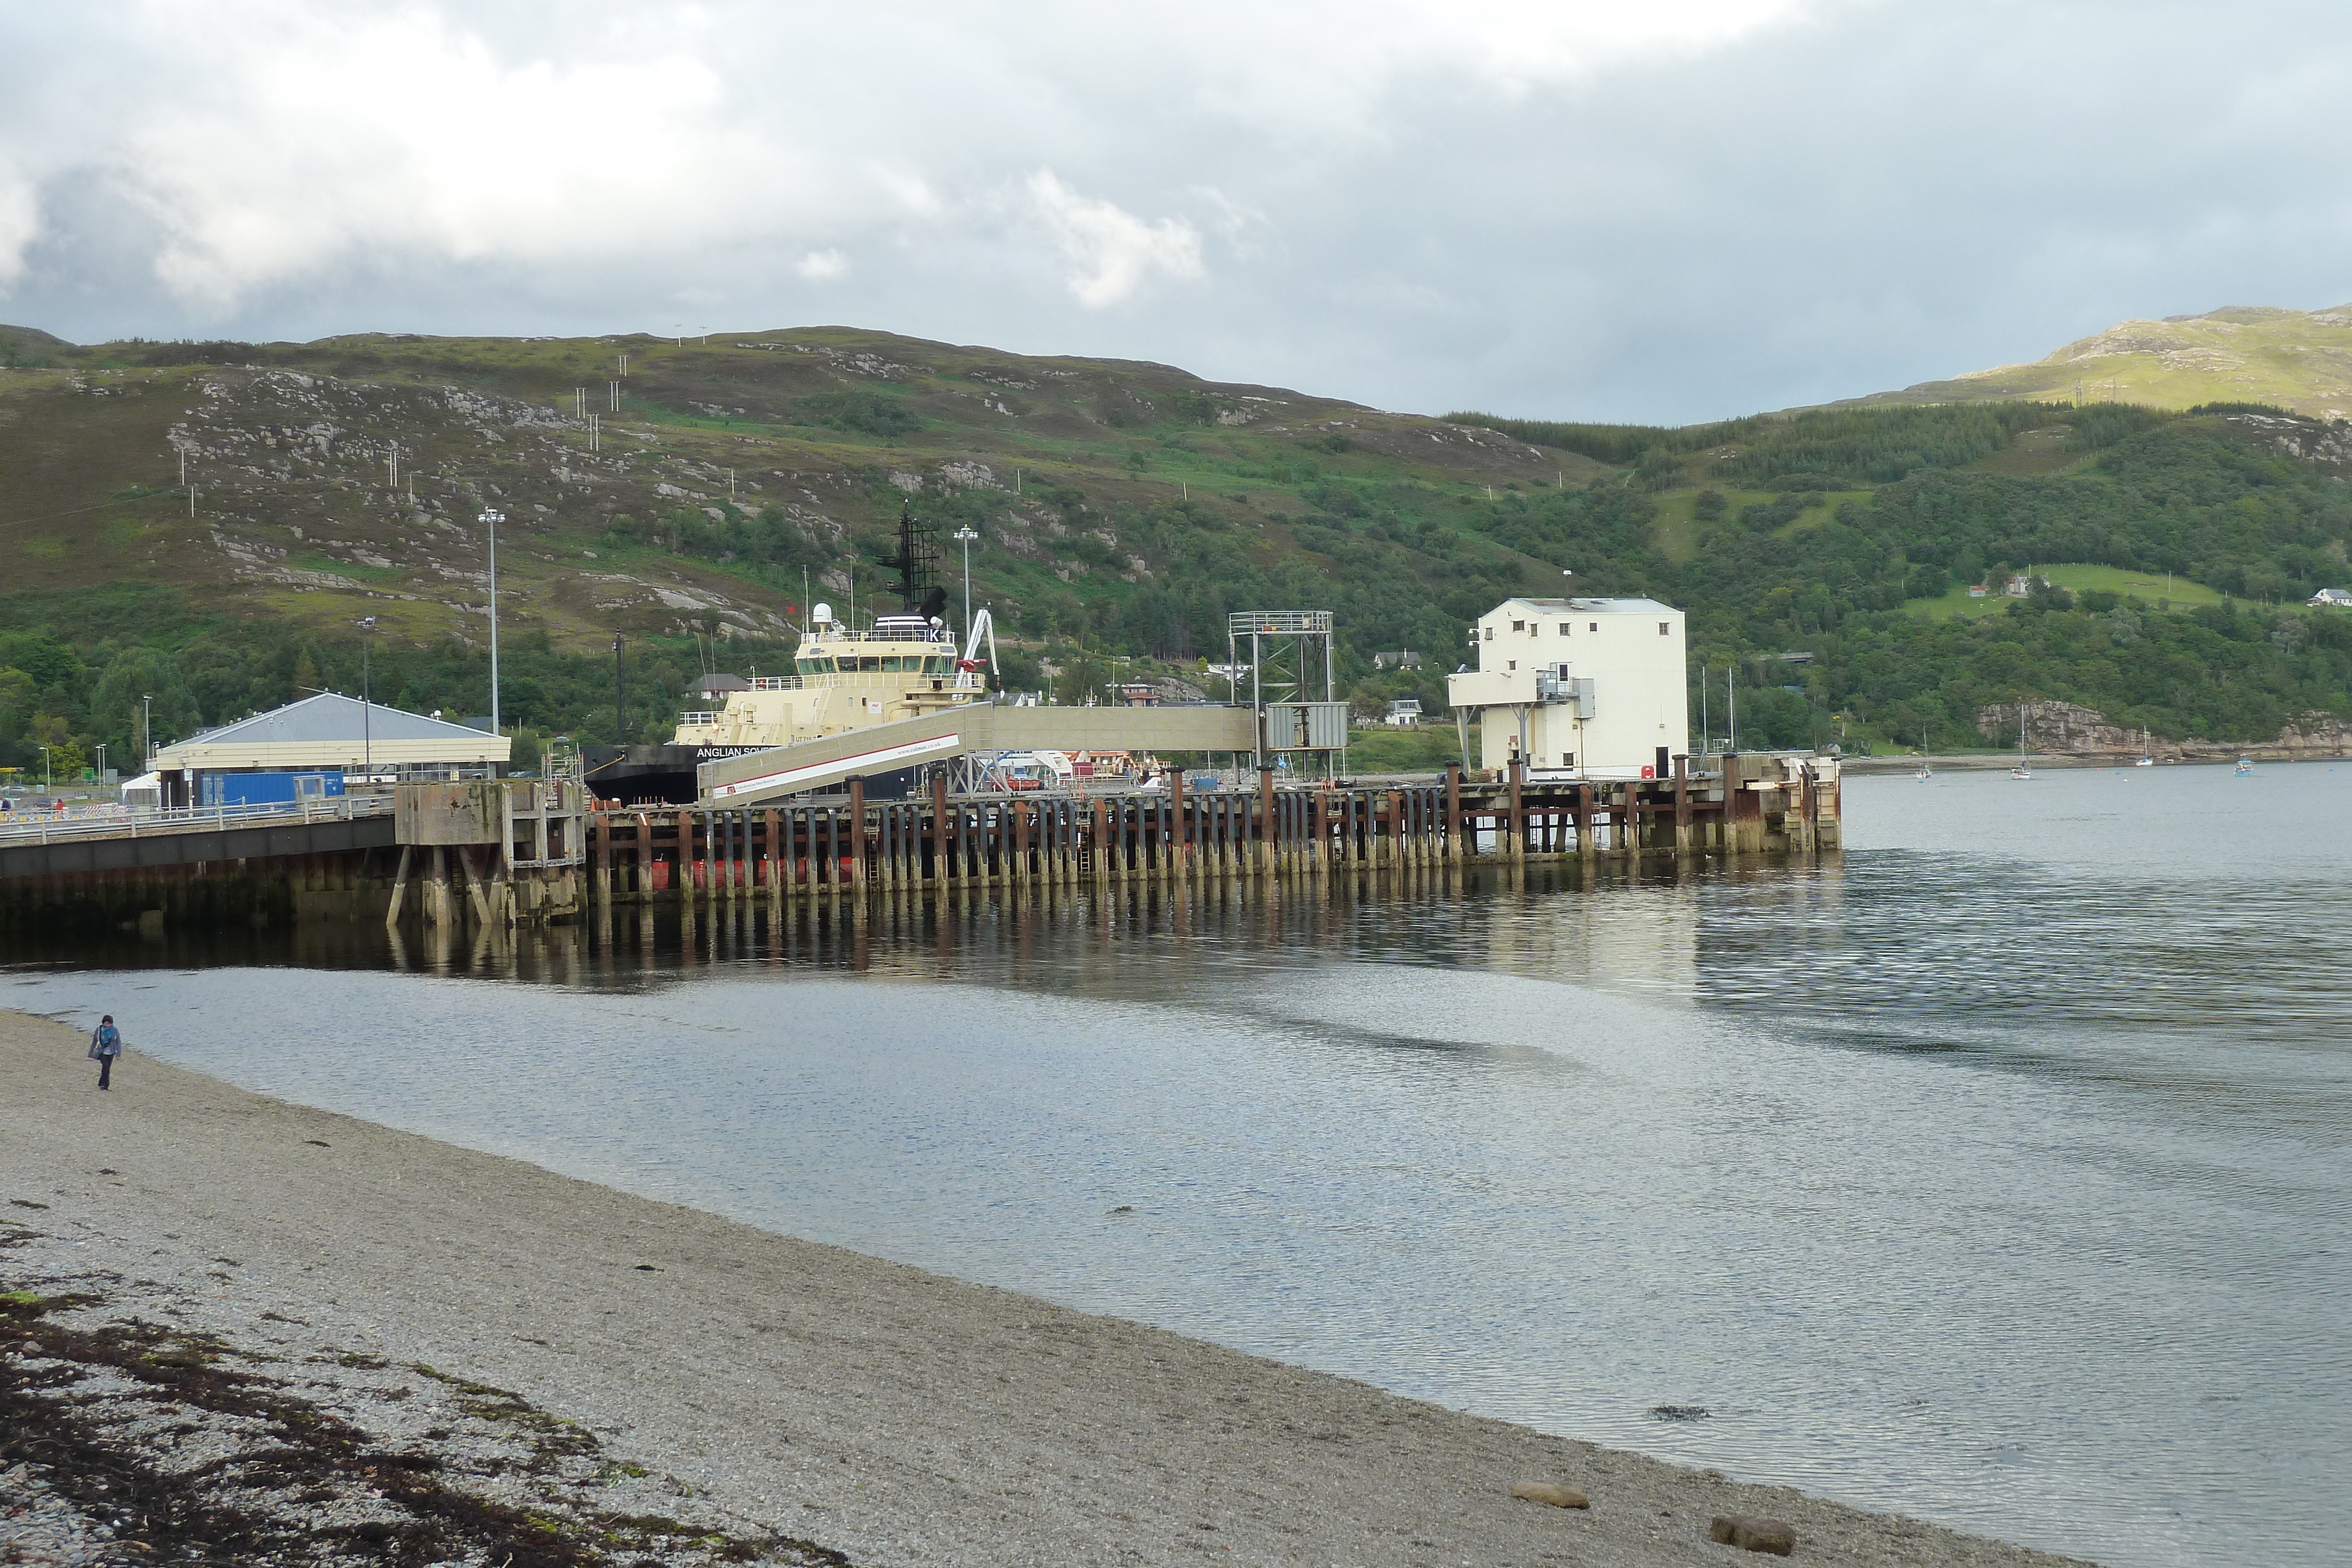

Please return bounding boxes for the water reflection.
[11,765,2351,1568]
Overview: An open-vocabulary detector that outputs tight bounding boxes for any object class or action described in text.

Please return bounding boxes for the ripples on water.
[11,763,2350,1568]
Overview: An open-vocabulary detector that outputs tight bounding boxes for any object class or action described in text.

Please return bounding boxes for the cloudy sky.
[4,1,2349,422]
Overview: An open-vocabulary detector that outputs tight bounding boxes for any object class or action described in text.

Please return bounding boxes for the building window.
[1484,628,1494,641]
[1512,620,1525,632]
[1507,660,1516,670]
[1659,621,1671,636]
[1562,752,1575,768]
[1558,622,1571,634]
[1589,622,1598,632]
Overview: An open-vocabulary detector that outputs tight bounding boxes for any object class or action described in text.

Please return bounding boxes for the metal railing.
[0,793,394,846]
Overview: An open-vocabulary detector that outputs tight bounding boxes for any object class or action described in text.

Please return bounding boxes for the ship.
[584,506,995,804]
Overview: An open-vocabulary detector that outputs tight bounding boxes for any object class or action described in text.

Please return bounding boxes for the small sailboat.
[2010,708,2032,780]
[2135,726,2154,767]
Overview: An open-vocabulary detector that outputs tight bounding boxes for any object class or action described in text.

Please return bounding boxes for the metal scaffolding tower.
[1227,610,1347,767]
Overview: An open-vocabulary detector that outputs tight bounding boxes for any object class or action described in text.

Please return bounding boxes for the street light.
[953,526,979,636]
[479,509,504,734]
[38,746,51,793]
[358,616,378,780]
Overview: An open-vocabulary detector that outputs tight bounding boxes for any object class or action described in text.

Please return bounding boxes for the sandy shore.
[1,1008,2095,1567]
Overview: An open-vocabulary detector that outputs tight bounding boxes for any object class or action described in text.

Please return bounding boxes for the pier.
[0,754,1835,937]
[0,780,589,937]
[587,753,1838,905]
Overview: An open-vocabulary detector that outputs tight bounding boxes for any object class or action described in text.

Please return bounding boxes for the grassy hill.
[1852,305,2352,417]
[4,322,2352,775]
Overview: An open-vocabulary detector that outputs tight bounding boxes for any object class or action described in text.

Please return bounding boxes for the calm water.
[11,762,2350,1568]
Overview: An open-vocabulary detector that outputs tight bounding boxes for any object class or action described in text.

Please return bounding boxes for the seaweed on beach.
[1,1278,851,1567]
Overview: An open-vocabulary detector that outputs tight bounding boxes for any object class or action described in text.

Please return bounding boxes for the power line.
[0,487,191,529]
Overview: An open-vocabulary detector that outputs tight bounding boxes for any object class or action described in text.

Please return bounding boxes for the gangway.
[699,704,1256,806]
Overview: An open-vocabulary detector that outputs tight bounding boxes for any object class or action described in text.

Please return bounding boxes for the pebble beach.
[1,1008,2097,1567]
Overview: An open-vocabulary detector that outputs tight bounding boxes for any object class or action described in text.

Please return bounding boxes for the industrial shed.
[149,693,512,809]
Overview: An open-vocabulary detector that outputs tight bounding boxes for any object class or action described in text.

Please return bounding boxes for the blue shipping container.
[199,771,346,808]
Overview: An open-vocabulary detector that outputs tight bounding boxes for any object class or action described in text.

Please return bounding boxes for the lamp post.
[141,694,152,765]
[953,526,978,636]
[479,509,504,733]
[39,746,51,793]
[613,636,626,745]
[358,616,377,780]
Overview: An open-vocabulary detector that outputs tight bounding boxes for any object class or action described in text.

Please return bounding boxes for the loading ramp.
[697,704,1259,806]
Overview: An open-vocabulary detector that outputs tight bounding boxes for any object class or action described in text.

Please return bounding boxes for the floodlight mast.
[480,508,504,737]
[954,526,979,638]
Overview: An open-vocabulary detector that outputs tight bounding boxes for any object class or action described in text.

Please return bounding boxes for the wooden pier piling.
[563,753,1840,915]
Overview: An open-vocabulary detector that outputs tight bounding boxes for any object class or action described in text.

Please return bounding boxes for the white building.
[2309,587,2352,607]
[1445,596,1689,779]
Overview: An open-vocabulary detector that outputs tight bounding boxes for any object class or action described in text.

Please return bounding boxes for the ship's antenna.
[891,501,943,614]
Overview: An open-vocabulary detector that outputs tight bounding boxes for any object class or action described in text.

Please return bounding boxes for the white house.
[2310,587,2352,607]
[1445,596,1689,779]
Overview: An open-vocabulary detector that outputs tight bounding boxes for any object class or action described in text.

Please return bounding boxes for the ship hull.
[583,744,766,805]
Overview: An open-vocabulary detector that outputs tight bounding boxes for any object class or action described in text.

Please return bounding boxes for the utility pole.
[480,508,504,733]
[954,526,978,634]
[613,636,626,745]
[141,694,152,764]
[358,616,377,777]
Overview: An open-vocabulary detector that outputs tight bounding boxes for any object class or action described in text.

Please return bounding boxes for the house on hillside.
[2310,587,2352,607]
[1445,596,1688,780]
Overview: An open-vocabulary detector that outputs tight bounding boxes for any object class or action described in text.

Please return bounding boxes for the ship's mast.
[888,503,947,621]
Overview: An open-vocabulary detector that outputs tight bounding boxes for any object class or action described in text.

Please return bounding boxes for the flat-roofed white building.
[1445,596,1688,779]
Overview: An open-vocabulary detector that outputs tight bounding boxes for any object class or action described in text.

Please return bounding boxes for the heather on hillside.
[4,327,2350,774]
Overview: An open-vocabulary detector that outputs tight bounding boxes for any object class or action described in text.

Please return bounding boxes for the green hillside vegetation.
[1905,564,2226,622]
[4,323,2351,778]
[1852,305,2352,418]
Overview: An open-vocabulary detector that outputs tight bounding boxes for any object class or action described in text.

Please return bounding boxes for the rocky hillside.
[0,327,1580,655]
[1853,305,2352,417]
[4,322,2351,770]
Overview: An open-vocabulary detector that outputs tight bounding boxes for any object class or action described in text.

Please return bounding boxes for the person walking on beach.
[89,1015,122,1091]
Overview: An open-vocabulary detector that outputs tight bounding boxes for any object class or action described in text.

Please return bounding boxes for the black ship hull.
[582,744,763,805]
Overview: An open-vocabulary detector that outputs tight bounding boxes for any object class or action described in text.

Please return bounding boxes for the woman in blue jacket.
[90,1015,122,1091]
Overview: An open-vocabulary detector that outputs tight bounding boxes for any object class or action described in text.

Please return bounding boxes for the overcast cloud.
[3,1,2349,422]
